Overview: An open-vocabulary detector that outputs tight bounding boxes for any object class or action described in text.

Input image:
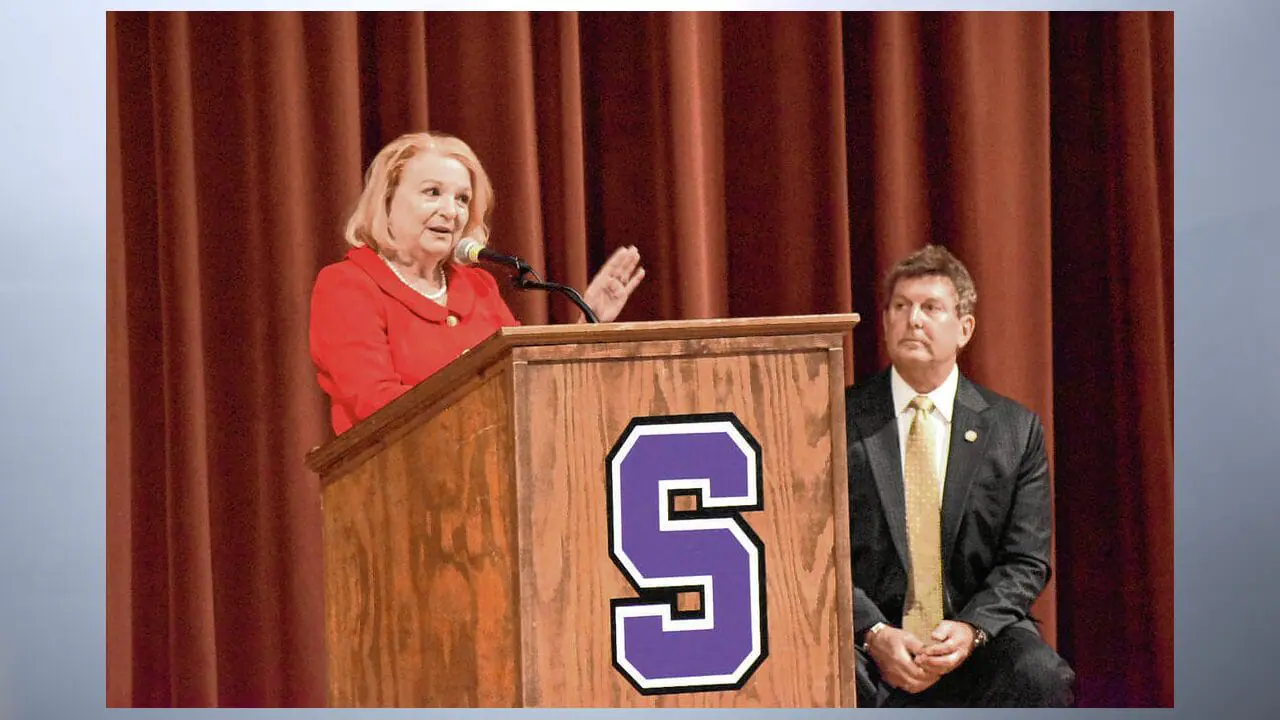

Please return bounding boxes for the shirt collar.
[890,364,959,423]
[348,246,475,323]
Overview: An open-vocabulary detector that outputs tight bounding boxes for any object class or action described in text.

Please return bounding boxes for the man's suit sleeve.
[954,410,1054,637]
[854,588,888,636]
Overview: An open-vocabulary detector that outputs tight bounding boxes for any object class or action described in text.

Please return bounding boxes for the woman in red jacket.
[310,132,645,434]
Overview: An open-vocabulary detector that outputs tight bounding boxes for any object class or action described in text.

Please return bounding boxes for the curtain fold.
[1049,11,1175,707]
[105,11,133,707]
[106,10,1173,707]
[532,12,591,318]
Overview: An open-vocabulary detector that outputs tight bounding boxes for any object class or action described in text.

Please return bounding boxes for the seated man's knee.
[1007,636,1075,707]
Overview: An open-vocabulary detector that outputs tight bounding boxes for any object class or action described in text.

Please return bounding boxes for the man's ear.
[957,315,976,348]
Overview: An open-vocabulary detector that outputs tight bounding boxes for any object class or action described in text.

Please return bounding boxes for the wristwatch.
[970,624,989,649]
[860,621,887,651]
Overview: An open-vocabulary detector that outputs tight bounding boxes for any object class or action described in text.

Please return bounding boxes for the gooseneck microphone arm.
[454,237,600,324]
[512,271,601,324]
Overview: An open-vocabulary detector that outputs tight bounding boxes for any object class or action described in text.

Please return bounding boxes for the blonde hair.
[344,131,495,257]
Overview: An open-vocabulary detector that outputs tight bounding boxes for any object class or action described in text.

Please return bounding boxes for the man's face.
[884,274,975,374]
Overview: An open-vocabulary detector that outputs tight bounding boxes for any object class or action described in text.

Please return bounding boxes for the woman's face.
[385,151,473,265]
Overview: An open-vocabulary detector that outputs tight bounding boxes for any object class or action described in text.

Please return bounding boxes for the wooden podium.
[306,315,860,707]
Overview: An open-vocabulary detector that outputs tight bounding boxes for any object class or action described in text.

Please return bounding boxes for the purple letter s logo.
[606,413,768,694]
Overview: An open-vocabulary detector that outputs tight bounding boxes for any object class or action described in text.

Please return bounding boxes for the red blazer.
[309,246,520,434]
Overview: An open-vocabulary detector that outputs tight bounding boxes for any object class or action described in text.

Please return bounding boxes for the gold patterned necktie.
[902,394,945,640]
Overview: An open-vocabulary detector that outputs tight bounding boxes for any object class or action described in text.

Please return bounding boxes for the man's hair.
[883,244,977,317]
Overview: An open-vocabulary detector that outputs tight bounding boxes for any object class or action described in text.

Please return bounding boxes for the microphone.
[453,235,601,323]
[453,236,532,273]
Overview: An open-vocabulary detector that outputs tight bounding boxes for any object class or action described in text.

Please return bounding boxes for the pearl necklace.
[381,255,447,302]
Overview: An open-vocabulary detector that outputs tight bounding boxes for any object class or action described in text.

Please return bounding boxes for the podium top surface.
[306,313,859,476]
[472,313,858,346]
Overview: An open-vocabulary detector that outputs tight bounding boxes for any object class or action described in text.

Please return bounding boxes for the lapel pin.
[964,430,978,442]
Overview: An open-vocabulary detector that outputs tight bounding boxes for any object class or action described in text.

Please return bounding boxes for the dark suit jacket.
[846,368,1052,640]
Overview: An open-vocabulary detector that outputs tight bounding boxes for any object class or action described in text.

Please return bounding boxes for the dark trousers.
[855,625,1076,707]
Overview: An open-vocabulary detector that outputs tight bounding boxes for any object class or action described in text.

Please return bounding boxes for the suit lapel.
[941,376,991,562]
[853,374,912,572]
[348,246,452,324]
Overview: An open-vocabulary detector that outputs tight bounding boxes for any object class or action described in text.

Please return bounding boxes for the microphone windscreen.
[453,236,483,265]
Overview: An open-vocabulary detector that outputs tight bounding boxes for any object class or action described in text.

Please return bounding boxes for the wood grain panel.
[515,334,842,364]
[307,315,859,477]
[514,338,850,707]
[313,316,860,707]
[828,346,857,707]
[322,368,522,707]
[498,313,859,348]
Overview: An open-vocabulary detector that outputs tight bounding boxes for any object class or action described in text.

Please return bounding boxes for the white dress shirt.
[890,364,959,499]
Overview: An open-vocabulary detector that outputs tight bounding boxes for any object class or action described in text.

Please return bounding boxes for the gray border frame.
[2,1,1276,717]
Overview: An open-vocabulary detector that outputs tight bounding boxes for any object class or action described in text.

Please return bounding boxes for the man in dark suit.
[847,245,1075,707]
